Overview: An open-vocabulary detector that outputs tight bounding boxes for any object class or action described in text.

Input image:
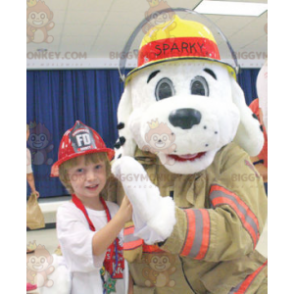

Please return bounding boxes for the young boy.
[51,121,133,294]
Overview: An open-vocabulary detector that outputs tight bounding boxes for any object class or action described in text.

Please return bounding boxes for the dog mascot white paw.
[108,14,268,294]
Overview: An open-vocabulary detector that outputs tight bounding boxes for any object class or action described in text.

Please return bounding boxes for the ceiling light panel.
[195,1,268,17]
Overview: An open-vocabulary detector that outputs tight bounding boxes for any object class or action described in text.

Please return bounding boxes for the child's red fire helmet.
[51,121,114,177]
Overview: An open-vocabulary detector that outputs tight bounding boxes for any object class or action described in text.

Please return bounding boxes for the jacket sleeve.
[160,143,267,262]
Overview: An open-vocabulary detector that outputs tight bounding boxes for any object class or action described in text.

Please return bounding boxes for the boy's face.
[67,156,107,200]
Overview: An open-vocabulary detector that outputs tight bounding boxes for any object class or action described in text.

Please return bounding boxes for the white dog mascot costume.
[105,14,268,294]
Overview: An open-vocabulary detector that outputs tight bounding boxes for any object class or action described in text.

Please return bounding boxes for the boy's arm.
[92,196,132,256]
[57,202,130,273]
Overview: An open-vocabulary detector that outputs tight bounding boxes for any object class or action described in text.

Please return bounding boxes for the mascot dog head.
[115,15,264,174]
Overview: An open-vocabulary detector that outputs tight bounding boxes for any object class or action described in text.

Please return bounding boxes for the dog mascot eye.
[155,78,175,100]
[191,76,209,96]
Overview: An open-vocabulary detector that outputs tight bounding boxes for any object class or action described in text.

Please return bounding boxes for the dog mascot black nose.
[169,108,202,129]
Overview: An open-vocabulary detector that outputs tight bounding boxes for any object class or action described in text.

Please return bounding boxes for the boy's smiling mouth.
[86,184,99,191]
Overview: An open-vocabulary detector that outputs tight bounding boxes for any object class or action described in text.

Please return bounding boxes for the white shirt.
[57,201,127,294]
[27,148,33,174]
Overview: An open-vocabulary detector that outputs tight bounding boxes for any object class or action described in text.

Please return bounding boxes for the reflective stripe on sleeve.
[143,244,164,253]
[210,185,260,248]
[123,225,143,250]
[228,261,267,294]
[181,209,210,260]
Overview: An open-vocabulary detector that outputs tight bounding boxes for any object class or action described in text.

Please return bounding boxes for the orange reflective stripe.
[123,226,164,253]
[211,185,259,232]
[123,239,143,250]
[210,185,260,248]
[143,244,164,253]
[124,225,135,236]
[212,197,258,247]
[196,209,210,260]
[181,209,196,256]
[230,261,267,294]
[123,225,143,250]
[181,209,210,260]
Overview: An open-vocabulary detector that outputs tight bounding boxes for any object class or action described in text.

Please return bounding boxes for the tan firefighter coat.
[103,142,268,294]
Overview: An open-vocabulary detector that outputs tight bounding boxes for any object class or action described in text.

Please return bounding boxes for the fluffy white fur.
[230,78,265,155]
[113,59,264,243]
[112,156,176,243]
[256,60,268,131]
[116,61,264,174]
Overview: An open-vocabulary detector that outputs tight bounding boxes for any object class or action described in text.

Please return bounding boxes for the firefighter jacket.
[104,142,268,294]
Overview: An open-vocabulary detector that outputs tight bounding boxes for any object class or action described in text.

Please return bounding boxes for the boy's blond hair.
[59,152,111,194]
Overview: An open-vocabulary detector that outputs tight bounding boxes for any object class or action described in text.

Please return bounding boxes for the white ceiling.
[26,0,267,69]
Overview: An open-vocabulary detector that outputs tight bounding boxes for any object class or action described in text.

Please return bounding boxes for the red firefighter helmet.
[119,12,239,84]
[51,121,114,177]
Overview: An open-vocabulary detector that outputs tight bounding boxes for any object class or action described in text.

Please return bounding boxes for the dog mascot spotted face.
[110,15,267,294]
[117,60,263,174]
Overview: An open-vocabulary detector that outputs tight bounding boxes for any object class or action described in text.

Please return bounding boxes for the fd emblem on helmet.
[69,122,96,153]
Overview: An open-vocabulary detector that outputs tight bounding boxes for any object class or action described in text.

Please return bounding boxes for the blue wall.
[27,68,260,198]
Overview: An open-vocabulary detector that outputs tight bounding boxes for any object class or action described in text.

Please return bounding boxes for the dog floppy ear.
[231,78,264,156]
[115,84,137,158]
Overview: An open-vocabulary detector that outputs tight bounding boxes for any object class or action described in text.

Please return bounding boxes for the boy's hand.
[112,156,176,244]
[118,196,133,223]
